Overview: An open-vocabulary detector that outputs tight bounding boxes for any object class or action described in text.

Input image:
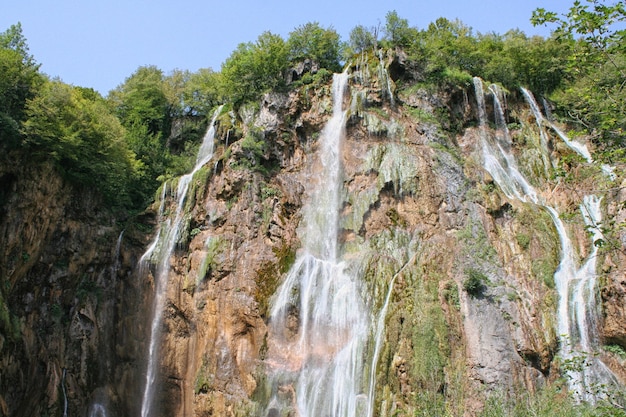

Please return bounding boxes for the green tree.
[22,80,141,207]
[182,68,222,116]
[107,66,172,205]
[220,31,288,106]
[383,10,417,48]
[348,25,378,54]
[477,30,570,94]
[286,22,342,72]
[108,65,170,136]
[532,0,626,157]
[0,23,42,147]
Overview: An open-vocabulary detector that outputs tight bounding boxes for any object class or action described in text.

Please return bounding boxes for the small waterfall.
[517,88,553,173]
[521,88,617,181]
[264,72,378,417]
[473,78,616,401]
[139,106,222,417]
[110,231,124,280]
[88,402,107,417]
[62,368,68,417]
[377,49,395,106]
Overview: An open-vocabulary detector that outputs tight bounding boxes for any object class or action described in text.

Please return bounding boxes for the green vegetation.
[22,80,141,207]
[463,268,490,296]
[1,0,622,214]
[286,22,342,72]
[254,241,296,318]
[0,23,42,146]
[532,0,626,161]
[479,386,626,417]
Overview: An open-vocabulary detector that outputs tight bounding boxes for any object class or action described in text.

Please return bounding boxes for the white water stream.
[474,78,616,401]
[139,107,222,417]
[88,402,107,417]
[264,72,386,417]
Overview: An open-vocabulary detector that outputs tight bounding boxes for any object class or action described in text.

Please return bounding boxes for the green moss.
[254,241,296,318]
[457,218,498,262]
[605,344,626,359]
[516,233,531,250]
[194,357,212,394]
[442,280,461,310]
[76,277,102,303]
[405,106,439,124]
[197,236,225,283]
[365,143,421,196]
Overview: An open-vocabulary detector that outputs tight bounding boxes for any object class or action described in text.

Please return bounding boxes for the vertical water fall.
[473,78,616,401]
[264,72,376,417]
[139,107,222,417]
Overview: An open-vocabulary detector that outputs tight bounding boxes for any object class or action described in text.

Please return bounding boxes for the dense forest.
[1,1,624,213]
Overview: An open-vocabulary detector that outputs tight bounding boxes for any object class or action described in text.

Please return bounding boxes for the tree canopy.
[532,0,626,158]
[2,3,625,212]
[0,23,42,146]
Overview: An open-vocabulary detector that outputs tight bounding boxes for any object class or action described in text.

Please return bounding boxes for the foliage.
[107,65,209,206]
[382,10,418,48]
[109,65,170,136]
[532,0,626,157]
[347,25,378,54]
[182,68,222,116]
[238,129,267,169]
[220,31,288,106]
[22,80,141,207]
[463,268,489,296]
[605,344,626,359]
[0,23,43,146]
[286,22,342,72]
[479,385,626,417]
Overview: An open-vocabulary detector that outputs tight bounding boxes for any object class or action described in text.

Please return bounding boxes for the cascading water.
[88,403,107,417]
[378,50,395,106]
[264,72,380,417]
[139,106,222,417]
[520,88,616,180]
[474,78,616,401]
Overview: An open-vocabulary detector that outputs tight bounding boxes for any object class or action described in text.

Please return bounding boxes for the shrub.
[463,268,489,296]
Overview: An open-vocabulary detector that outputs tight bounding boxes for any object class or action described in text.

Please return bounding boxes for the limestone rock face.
[602,183,626,348]
[2,52,626,417]
[0,151,150,417]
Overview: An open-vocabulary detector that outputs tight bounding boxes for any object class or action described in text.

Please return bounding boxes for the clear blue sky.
[2,0,573,95]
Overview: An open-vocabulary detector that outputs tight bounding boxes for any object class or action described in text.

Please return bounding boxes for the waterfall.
[110,231,124,280]
[377,49,395,106]
[473,78,617,402]
[88,402,107,417]
[139,106,222,417]
[62,368,68,417]
[520,88,617,180]
[264,72,378,417]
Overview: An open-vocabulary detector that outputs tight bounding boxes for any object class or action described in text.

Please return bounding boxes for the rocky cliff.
[1,50,625,417]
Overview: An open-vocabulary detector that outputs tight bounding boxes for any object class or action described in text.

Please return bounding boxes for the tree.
[22,80,141,207]
[0,23,42,147]
[182,68,222,116]
[348,25,378,54]
[108,65,169,136]
[107,66,172,205]
[383,10,416,48]
[287,22,342,72]
[220,31,288,106]
[531,0,626,156]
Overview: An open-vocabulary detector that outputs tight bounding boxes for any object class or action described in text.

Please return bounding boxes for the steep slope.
[2,49,626,417]
[0,148,153,416]
[134,53,626,416]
